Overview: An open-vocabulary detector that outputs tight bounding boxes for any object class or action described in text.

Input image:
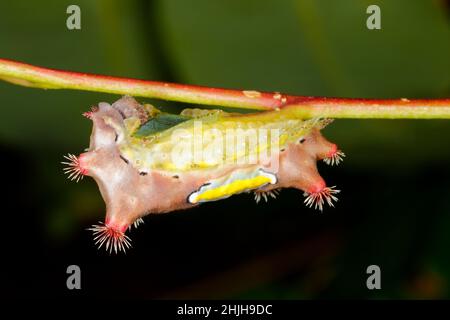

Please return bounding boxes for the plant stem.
[1,58,449,119]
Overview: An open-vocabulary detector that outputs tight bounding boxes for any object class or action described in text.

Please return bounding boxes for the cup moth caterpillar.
[63,96,344,253]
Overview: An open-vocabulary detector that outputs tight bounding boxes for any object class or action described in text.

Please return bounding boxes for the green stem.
[1,58,449,119]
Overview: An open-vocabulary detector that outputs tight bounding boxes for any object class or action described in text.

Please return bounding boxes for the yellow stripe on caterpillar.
[188,168,276,204]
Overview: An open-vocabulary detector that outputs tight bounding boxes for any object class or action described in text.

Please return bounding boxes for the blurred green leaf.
[157,0,450,170]
[0,0,160,148]
[157,0,449,97]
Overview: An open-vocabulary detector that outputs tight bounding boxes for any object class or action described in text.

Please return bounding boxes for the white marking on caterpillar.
[259,169,278,184]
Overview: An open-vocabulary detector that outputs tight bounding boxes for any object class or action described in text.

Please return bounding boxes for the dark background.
[1,0,449,299]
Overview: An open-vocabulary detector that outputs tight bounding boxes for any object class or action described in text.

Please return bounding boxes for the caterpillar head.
[65,98,153,253]
[86,102,124,150]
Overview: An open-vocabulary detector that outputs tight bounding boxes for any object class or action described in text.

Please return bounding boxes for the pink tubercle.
[326,144,338,158]
[323,145,345,166]
[77,153,89,176]
[104,216,129,233]
[89,221,132,253]
[82,106,99,119]
[82,111,93,119]
[308,179,327,194]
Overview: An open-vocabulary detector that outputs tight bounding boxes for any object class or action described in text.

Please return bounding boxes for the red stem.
[0,58,449,118]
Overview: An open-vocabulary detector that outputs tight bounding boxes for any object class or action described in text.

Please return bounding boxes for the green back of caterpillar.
[118,107,330,172]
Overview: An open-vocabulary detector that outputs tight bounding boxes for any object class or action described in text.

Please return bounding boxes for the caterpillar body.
[63,96,344,253]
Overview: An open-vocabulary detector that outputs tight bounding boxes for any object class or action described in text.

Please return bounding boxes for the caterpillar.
[63,96,344,254]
